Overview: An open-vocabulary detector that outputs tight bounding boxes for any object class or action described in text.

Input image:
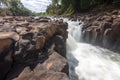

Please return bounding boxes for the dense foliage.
[46,0,120,15]
[0,0,32,16]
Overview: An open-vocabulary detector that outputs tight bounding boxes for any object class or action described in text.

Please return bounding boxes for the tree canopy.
[46,0,120,15]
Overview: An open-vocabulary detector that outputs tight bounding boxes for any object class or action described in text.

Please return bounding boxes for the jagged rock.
[82,10,120,52]
[56,22,68,40]
[7,52,69,80]
[15,27,28,34]
[14,39,32,63]
[0,17,69,80]
[41,23,57,39]
[53,35,66,57]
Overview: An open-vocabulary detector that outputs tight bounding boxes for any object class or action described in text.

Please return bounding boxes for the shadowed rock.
[0,38,14,80]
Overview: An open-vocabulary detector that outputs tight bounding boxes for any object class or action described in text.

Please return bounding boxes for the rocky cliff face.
[0,16,69,80]
[81,10,120,52]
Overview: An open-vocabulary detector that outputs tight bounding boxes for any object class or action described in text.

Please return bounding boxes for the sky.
[21,0,52,13]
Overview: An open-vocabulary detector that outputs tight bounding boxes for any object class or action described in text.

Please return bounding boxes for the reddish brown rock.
[11,65,69,80]
[36,36,46,50]
[13,70,69,80]
[39,22,57,40]
[43,52,67,72]
[6,51,69,80]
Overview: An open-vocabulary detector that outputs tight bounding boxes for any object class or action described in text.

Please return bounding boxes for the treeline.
[46,0,120,15]
[0,0,32,16]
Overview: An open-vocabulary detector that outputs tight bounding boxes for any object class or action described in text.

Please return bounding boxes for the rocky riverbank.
[81,9,120,52]
[0,16,69,80]
[68,8,120,53]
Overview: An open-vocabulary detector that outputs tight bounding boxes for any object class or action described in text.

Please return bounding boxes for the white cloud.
[21,0,52,13]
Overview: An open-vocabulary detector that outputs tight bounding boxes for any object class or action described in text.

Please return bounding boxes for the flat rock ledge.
[0,16,69,80]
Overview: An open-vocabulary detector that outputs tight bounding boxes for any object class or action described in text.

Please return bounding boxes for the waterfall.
[66,19,120,80]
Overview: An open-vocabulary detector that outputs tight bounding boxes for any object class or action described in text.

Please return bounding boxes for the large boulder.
[0,38,14,80]
[43,52,67,72]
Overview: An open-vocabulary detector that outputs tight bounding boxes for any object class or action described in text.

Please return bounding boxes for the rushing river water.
[66,19,120,80]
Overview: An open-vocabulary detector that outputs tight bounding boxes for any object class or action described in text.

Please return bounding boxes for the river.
[66,19,120,80]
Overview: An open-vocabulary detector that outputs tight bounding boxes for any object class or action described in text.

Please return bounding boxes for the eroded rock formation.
[0,16,69,80]
[81,10,120,52]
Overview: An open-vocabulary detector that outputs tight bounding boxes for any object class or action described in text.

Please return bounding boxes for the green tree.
[46,0,119,15]
[0,0,32,16]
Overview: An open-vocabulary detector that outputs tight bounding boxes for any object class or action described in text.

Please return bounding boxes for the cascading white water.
[66,19,120,80]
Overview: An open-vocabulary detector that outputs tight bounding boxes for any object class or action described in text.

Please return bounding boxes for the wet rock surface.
[80,10,120,52]
[0,16,69,80]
